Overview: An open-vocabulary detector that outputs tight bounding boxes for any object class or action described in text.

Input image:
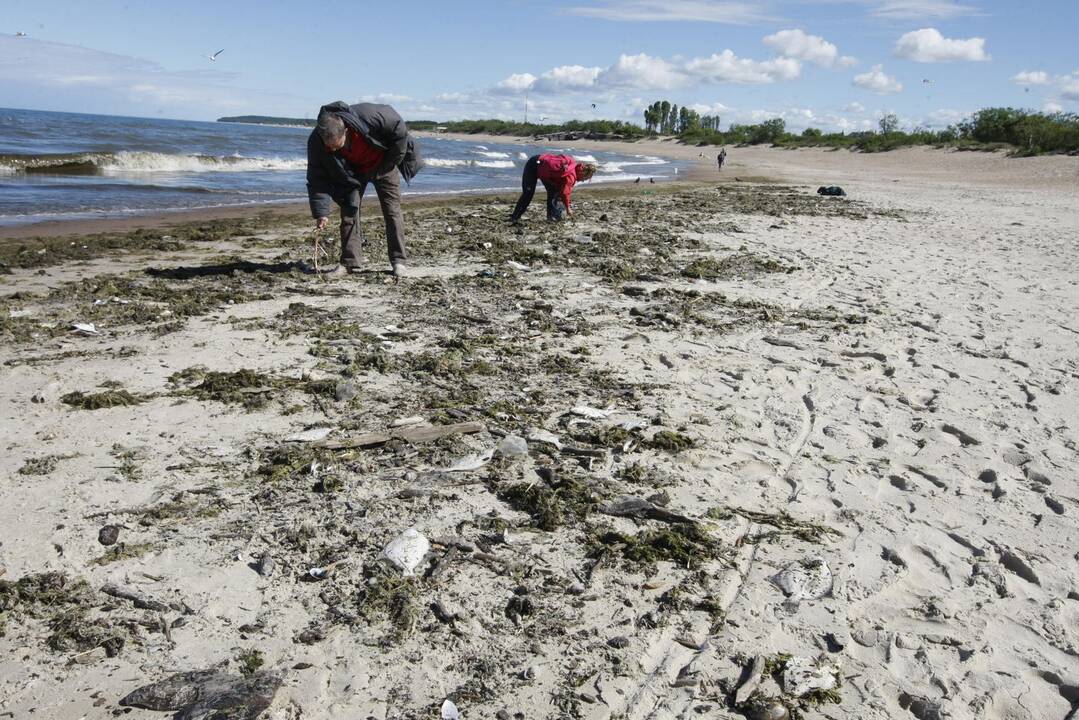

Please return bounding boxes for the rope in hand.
[311,228,331,277]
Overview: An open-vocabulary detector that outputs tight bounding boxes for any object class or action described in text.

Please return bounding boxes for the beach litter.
[383,527,430,575]
[446,448,495,472]
[71,322,100,336]
[390,415,425,428]
[527,428,562,450]
[571,405,614,419]
[497,434,529,458]
[441,699,461,720]
[781,656,840,697]
[286,427,332,443]
[770,556,832,603]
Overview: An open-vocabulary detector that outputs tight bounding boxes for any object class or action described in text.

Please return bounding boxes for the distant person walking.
[306,101,422,279]
[717,147,727,172]
[509,154,596,223]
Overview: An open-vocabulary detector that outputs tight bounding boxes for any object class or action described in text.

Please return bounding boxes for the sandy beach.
[1,143,1077,720]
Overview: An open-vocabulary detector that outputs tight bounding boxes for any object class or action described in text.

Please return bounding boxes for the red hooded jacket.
[537,154,579,211]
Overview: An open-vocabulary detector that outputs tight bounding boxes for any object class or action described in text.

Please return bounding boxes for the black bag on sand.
[817,186,846,196]
[548,199,567,221]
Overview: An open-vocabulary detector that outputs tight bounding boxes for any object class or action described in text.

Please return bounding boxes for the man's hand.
[315,217,329,231]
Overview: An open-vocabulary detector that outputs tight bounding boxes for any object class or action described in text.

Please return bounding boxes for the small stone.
[566,582,586,595]
[607,636,630,649]
[497,434,529,458]
[98,525,120,546]
[334,381,359,402]
[578,691,597,704]
[254,553,275,578]
[497,711,511,720]
[895,633,918,649]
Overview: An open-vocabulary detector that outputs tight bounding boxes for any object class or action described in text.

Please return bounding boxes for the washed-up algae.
[499,474,597,531]
[169,367,334,410]
[588,523,724,571]
[61,389,147,410]
[708,506,841,544]
[0,572,128,657]
[18,453,76,476]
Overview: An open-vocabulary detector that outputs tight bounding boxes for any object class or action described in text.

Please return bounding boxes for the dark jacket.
[306,101,423,218]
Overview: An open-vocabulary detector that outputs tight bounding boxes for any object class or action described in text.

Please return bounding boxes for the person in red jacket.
[509,153,596,223]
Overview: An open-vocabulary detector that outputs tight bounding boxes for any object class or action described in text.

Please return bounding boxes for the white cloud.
[762,29,846,68]
[359,93,412,104]
[845,101,866,112]
[688,102,731,115]
[853,64,903,94]
[598,53,688,89]
[567,0,772,24]
[493,72,537,94]
[869,1,979,18]
[1043,101,1063,113]
[895,28,988,63]
[685,51,802,84]
[533,65,603,93]
[1011,70,1051,86]
[1062,79,1079,102]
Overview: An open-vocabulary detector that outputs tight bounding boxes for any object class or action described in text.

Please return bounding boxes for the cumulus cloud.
[1043,101,1063,113]
[359,93,412,103]
[895,28,988,62]
[1011,70,1051,86]
[685,51,801,84]
[533,65,603,93]
[762,29,854,68]
[845,101,867,113]
[493,73,537,94]
[1062,78,1079,102]
[567,0,772,24]
[494,48,803,96]
[853,64,903,94]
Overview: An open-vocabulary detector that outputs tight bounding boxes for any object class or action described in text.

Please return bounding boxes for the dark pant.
[510,155,560,221]
[338,167,406,267]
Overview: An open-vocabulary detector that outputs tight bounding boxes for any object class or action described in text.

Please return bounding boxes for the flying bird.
[591,103,597,109]
[205,49,224,62]
[15,31,27,37]
[922,78,934,85]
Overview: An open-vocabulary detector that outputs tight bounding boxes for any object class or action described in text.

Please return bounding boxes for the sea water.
[0,107,684,226]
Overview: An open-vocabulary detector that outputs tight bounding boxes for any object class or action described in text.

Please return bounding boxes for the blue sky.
[1,0,1076,131]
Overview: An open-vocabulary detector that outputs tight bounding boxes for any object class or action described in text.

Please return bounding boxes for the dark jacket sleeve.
[306,131,335,219]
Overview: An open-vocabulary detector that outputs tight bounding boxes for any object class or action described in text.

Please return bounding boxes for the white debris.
[781,656,839,697]
[496,434,528,458]
[441,699,460,720]
[71,322,100,335]
[770,556,832,603]
[571,405,613,419]
[527,428,562,450]
[506,260,531,272]
[383,527,430,575]
[390,415,425,428]
[446,448,495,472]
[285,427,332,443]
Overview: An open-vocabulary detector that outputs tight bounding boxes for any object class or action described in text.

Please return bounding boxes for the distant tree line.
[408,118,648,138]
[218,115,314,126]
[666,104,1079,156]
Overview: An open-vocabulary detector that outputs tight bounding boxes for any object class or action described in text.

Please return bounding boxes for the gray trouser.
[338,167,406,267]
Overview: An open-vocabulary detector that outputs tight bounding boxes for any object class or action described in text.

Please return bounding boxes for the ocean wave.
[425,158,516,169]
[473,150,510,159]
[573,154,598,163]
[0,151,306,175]
[517,152,529,160]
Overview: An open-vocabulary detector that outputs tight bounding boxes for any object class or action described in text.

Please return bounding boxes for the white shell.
[446,448,494,472]
[770,556,832,602]
[781,656,839,697]
[286,427,332,443]
[383,527,430,575]
[440,699,460,720]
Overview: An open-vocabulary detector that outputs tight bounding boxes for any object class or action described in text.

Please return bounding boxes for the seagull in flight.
[205,49,224,62]
[922,78,934,85]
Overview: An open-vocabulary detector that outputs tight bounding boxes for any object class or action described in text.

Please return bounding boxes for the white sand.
[1,146,1077,719]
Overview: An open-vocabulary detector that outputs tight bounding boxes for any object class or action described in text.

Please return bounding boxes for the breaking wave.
[473,150,511,159]
[0,151,307,175]
[425,158,516,169]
